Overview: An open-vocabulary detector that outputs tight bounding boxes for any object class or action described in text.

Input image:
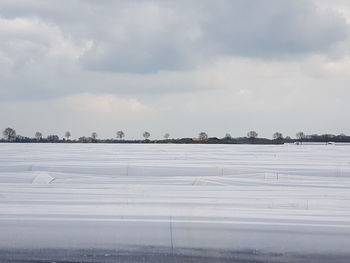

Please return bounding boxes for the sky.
[1,0,350,140]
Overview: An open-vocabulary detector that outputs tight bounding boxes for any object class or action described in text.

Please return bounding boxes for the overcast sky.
[1,0,350,139]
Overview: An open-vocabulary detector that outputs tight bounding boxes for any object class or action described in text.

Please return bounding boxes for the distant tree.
[247,131,258,139]
[296,131,305,142]
[338,133,348,142]
[198,132,208,141]
[285,136,292,140]
[247,131,258,144]
[65,131,71,140]
[310,134,318,141]
[116,130,125,140]
[143,131,150,140]
[47,135,59,142]
[273,132,283,140]
[224,133,232,140]
[164,133,170,140]
[78,136,92,143]
[322,134,335,143]
[91,132,98,140]
[16,135,25,141]
[2,127,16,141]
[35,132,43,141]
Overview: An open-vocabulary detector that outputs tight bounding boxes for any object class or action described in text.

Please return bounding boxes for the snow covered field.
[0,143,350,262]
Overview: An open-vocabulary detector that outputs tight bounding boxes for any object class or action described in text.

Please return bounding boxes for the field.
[0,143,350,262]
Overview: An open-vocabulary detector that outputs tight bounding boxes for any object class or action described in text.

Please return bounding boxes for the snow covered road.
[0,143,350,262]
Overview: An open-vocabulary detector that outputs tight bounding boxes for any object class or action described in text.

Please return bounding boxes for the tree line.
[2,127,350,144]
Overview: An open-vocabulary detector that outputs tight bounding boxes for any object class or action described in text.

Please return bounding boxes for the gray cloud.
[76,0,350,72]
[0,0,348,74]
[1,0,350,139]
[202,0,349,57]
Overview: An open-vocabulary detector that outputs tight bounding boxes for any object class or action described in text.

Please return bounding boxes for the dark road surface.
[0,248,349,263]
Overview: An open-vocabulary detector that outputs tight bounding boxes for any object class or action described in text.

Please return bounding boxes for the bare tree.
[116,130,125,140]
[35,132,43,141]
[247,131,258,144]
[65,131,71,140]
[273,132,283,140]
[224,133,232,140]
[296,131,305,144]
[47,135,59,142]
[2,127,16,141]
[16,135,24,141]
[296,131,305,141]
[143,131,150,140]
[247,131,258,139]
[164,133,170,140]
[322,134,335,143]
[198,132,208,141]
[78,136,92,143]
[91,132,98,139]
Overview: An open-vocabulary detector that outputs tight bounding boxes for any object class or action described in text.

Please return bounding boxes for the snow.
[0,143,350,259]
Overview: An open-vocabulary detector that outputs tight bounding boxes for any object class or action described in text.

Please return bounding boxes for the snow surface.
[0,143,350,259]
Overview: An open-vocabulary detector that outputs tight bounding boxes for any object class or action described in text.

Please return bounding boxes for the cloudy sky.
[1,0,350,139]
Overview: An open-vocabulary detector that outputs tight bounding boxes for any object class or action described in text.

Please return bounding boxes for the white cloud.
[61,93,149,114]
[0,16,87,71]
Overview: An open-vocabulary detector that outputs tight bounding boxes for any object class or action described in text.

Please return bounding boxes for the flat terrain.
[0,143,350,262]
